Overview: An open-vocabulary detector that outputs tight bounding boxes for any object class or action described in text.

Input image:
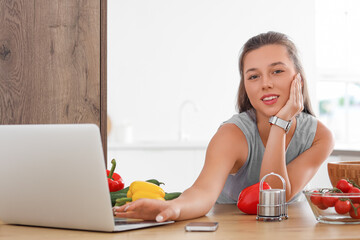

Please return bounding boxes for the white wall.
[108,149,206,193]
[108,0,316,143]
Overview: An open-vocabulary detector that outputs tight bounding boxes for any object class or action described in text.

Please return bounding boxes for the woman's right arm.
[114,124,247,222]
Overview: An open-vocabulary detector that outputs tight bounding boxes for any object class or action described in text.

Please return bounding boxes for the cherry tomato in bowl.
[322,193,338,208]
[348,187,360,204]
[310,191,323,206]
[336,179,353,193]
[349,203,360,219]
[334,199,351,214]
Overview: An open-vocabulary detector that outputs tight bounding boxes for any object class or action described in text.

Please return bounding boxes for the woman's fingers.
[114,198,148,213]
[300,76,304,110]
[292,73,303,114]
[113,207,138,218]
[113,199,175,221]
[289,77,296,102]
[123,200,141,211]
[297,74,304,112]
[115,203,129,212]
[276,73,303,120]
[295,75,300,107]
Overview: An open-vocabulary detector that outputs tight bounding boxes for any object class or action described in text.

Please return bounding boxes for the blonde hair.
[236,31,315,116]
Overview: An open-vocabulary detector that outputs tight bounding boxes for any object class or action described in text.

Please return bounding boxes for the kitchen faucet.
[178,100,199,141]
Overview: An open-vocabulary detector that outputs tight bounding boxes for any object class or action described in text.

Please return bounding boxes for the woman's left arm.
[260,120,334,201]
[285,121,334,199]
[260,75,335,200]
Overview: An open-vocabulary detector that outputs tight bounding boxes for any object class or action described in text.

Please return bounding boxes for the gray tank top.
[216,110,318,204]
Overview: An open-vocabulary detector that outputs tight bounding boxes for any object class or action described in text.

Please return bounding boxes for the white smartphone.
[185,222,219,232]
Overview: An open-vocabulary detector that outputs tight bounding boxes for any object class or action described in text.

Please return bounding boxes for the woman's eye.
[248,75,259,80]
[273,70,284,74]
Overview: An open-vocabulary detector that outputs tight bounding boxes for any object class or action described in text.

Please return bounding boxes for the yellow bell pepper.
[132,191,165,201]
[127,181,165,201]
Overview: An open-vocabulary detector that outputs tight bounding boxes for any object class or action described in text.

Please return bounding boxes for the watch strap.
[269,116,292,134]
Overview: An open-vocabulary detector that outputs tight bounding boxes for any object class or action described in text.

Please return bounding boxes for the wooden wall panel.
[0,0,107,159]
[100,0,107,161]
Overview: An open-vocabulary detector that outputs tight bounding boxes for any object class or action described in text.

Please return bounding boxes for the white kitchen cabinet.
[107,142,207,193]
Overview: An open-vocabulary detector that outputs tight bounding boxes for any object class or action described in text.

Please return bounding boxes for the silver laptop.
[0,124,174,232]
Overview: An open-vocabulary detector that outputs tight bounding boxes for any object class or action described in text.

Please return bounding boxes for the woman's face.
[243,44,297,119]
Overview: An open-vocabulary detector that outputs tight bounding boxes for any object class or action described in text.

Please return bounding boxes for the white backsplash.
[108,146,344,194]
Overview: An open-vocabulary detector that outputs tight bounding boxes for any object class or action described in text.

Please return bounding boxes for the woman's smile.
[261,94,279,105]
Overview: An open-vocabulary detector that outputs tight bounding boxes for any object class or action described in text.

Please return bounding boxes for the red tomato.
[335,199,351,214]
[349,203,360,219]
[310,191,323,206]
[336,179,353,193]
[322,193,338,208]
[348,187,360,204]
[316,203,328,210]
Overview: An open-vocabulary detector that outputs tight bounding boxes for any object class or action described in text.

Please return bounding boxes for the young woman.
[113,31,334,222]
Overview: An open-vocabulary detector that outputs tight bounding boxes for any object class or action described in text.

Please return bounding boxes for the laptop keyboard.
[114,218,157,225]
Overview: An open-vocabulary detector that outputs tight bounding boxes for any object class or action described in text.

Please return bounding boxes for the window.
[315,0,360,148]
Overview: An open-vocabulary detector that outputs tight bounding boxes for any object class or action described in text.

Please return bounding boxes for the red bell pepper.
[237,182,271,215]
[107,159,125,192]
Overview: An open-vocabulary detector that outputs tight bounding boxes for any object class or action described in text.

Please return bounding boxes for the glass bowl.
[303,188,360,224]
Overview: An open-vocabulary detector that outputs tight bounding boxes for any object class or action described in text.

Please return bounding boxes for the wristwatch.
[269,116,292,134]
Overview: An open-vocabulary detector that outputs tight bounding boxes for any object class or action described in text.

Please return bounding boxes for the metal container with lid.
[256,172,288,221]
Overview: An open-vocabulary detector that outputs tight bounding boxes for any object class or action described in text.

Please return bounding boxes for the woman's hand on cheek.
[113,198,180,222]
[276,73,304,121]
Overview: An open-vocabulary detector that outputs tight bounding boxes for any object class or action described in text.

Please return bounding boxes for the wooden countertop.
[1,201,359,240]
